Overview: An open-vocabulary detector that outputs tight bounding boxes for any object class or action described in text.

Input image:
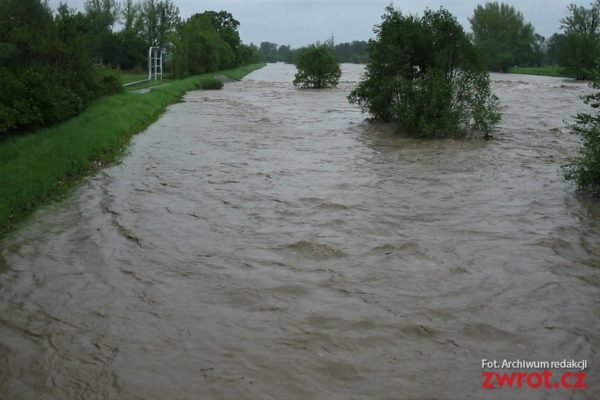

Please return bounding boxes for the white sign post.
[148,46,164,81]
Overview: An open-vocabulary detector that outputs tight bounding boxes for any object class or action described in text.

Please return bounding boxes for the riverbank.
[507,66,572,78]
[0,63,265,238]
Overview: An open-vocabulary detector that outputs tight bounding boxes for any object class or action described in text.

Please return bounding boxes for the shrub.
[293,45,341,88]
[0,0,123,136]
[0,65,122,136]
[95,67,123,96]
[348,6,501,138]
[198,77,224,90]
[564,71,600,195]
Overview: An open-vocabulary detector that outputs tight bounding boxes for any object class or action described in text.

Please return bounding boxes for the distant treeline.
[257,1,600,80]
[258,40,369,64]
[469,1,600,79]
[0,0,261,136]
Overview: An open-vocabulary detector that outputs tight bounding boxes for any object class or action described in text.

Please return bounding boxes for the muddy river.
[1,63,599,399]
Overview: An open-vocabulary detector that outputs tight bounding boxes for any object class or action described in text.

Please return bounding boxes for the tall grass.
[0,63,265,237]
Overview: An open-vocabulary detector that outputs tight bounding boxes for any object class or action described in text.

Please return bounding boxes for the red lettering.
[543,369,553,388]
[517,372,527,388]
[574,372,588,389]
[561,372,574,388]
[527,372,543,388]
[481,369,586,390]
[495,372,517,388]
[481,371,495,389]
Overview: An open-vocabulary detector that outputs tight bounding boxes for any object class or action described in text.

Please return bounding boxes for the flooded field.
[0,63,599,399]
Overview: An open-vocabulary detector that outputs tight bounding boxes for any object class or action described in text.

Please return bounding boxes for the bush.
[94,67,123,96]
[0,69,33,133]
[22,69,83,127]
[293,45,341,88]
[0,65,122,136]
[0,0,124,136]
[348,6,501,138]
[198,76,224,90]
[564,71,600,195]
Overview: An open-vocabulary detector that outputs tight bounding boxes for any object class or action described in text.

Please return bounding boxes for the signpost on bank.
[123,44,166,87]
[148,45,164,81]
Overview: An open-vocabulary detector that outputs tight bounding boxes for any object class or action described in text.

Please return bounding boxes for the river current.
[0,63,599,399]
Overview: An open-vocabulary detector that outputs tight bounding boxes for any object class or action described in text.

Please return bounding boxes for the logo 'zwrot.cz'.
[481,359,588,389]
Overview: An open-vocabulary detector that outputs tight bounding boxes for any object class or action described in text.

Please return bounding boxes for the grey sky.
[49,0,589,47]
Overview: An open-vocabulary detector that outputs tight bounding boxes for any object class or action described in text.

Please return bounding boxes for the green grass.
[220,63,266,80]
[125,79,167,91]
[507,66,572,78]
[120,72,148,84]
[0,63,266,238]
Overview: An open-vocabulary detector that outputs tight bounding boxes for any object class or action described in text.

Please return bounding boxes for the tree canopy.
[551,1,600,80]
[293,45,341,89]
[0,0,121,135]
[259,42,279,63]
[469,2,538,72]
[171,11,260,78]
[349,6,501,138]
[565,71,600,194]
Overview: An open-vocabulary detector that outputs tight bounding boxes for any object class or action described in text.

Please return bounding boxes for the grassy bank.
[0,63,266,238]
[120,72,149,84]
[507,66,572,78]
[220,63,268,80]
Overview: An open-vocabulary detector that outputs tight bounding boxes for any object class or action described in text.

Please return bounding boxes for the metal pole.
[148,46,152,80]
[159,49,163,80]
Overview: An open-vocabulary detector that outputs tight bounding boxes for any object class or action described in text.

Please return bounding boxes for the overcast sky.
[48,0,590,47]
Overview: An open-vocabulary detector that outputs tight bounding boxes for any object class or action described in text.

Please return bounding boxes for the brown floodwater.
[1,63,599,399]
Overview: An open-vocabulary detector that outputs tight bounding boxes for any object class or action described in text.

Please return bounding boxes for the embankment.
[0,63,266,238]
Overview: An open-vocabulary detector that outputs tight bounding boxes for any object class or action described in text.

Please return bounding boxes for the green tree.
[293,45,341,88]
[565,71,600,194]
[204,11,241,50]
[114,28,145,69]
[349,6,500,138]
[259,41,278,62]
[84,0,119,31]
[278,44,293,62]
[172,9,258,78]
[469,2,538,72]
[532,34,546,67]
[236,43,263,65]
[0,0,120,135]
[80,0,122,67]
[172,12,231,77]
[137,0,179,47]
[121,0,139,31]
[554,1,600,80]
[546,33,561,65]
[195,11,240,69]
[333,41,369,63]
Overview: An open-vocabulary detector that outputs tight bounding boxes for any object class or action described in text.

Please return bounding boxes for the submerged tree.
[293,45,341,88]
[564,71,600,195]
[349,6,501,138]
